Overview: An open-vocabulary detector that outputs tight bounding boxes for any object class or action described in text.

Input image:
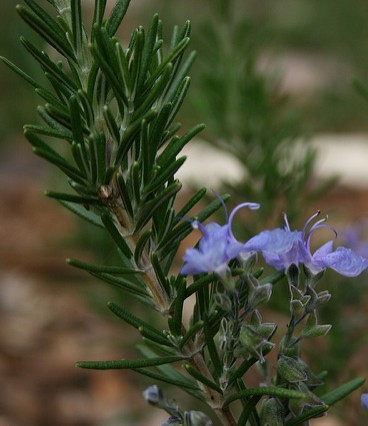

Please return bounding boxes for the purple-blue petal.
[321,246,368,277]
[361,393,368,410]
[226,239,248,259]
[262,251,288,270]
[181,224,230,275]
[310,240,334,271]
[344,222,368,258]
[181,248,209,275]
[313,241,334,259]
[261,238,311,270]
[181,200,259,275]
[244,228,301,254]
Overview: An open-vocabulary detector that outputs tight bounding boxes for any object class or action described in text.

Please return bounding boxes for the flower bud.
[287,264,300,287]
[213,291,232,312]
[249,282,272,310]
[301,312,331,338]
[245,275,272,310]
[289,285,310,318]
[238,251,258,271]
[288,382,326,417]
[304,286,331,313]
[304,264,325,287]
[162,416,182,425]
[276,354,307,383]
[260,398,285,426]
[142,384,163,406]
[279,335,300,357]
[184,410,213,426]
[238,323,275,363]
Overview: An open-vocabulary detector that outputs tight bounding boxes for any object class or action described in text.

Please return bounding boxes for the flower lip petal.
[312,240,334,261]
[181,248,208,275]
[243,228,300,254]
[321,246,368,277]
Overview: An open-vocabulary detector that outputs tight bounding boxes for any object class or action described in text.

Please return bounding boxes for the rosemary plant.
[187,0,323,226]
[2,1,366,425]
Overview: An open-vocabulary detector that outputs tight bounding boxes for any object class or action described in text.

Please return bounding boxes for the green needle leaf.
[58,201,104,227]
[69,95,86,147]
[31,148,86,185]
[91,272,148,298]
[92,0,107,29]
[76,355,184,370]
[45,191,98,205]
[171,277,187,335]
[179,321,204,349]
[24,124,73,141]
[0,56,41,89]
[133,367,199,392]
[134,182,181,232]
[67,258,142,274]
[106,302,173,347]
[105,0,131,36]
[136,13,159,96]
[227,359,257,387]
[100,213,132,259]
[71,0,83,51]
[321,377,366,406]
[184,363,222,394]
[158,124,205,169]
[203,315,222,378]
[114,109,157,167]
[20,37,77,92]
[224,387,306,408]
[17,3,74,59]
[285,405,329,426]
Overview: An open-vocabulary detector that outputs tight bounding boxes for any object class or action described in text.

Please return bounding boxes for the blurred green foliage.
[4,0,368,140]
[0,1,43,141]
[141,0,368,133]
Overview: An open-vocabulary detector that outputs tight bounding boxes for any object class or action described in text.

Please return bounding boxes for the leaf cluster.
[2,2,365,425]
[1,0,212,302]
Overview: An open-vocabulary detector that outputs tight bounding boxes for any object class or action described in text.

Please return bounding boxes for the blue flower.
[244,212,368,277]
[142,384,163,406]
[181,200,260,276]
[343,220,368,259]
[361,393,368,410]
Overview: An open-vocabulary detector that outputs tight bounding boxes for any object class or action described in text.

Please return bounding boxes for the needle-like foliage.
[2,1,366,425]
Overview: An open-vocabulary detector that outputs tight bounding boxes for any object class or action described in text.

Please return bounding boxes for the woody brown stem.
[106,183,236,423]
[186,342,237,425]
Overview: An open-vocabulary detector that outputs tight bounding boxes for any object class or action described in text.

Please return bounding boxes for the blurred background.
[1,0,368,424]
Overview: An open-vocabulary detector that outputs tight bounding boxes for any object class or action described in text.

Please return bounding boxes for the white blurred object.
[177,134,368,189]
[311,133,368,188]
[177,140,245,189]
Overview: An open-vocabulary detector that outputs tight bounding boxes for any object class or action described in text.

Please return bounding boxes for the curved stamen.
[306,220,338,251]
[212,189,229,222]
[228,202,260,239]
[283,212,291,231]
[302,210,321,239]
